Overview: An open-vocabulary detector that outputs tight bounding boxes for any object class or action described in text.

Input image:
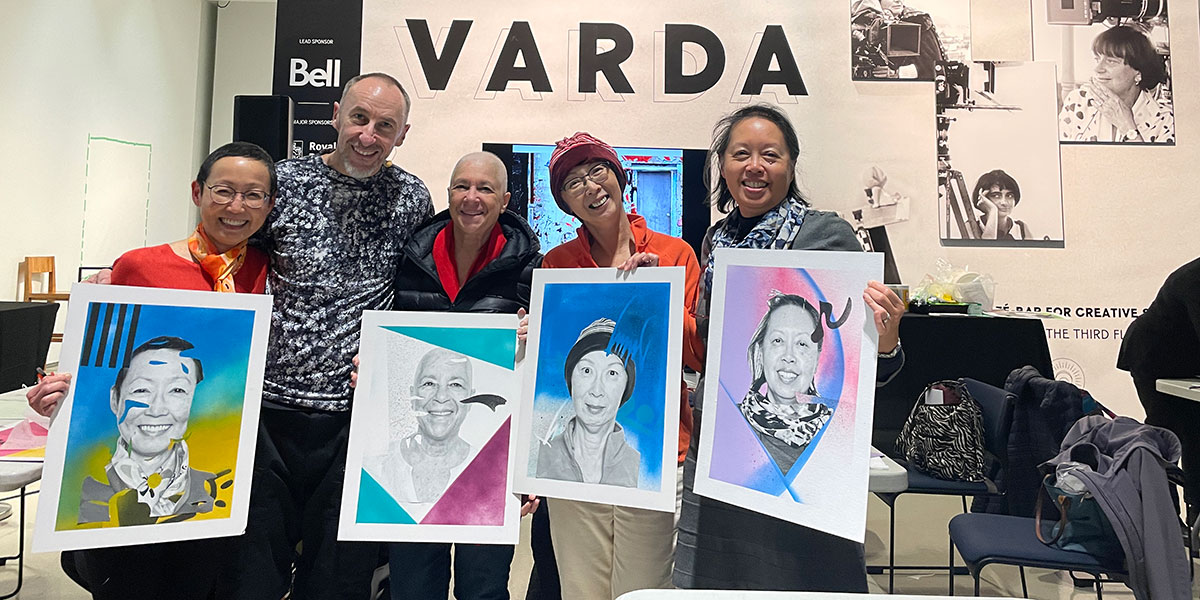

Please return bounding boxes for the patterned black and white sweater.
[256,154,433,411]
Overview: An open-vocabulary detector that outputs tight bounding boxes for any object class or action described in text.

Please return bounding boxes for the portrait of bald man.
[367,347,486,504]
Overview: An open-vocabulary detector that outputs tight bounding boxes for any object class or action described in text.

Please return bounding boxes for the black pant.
[525,499,562,600]
[218,406,380,599]
[1134,375,1200,519]
[62,538,227,600]
[388,542,513,599]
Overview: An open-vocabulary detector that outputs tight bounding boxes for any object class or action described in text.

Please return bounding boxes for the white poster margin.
[512,267,684,513]
[338,310,522,545]
[693,248,881,542]
[33,283,270,553]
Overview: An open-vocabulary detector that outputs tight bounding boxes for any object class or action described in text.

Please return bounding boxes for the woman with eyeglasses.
[25,142,276,599]
[533,132,704,599]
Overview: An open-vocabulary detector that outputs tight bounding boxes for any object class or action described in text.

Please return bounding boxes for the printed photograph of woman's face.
[1034,4,1174,145]
[739,294,844,475]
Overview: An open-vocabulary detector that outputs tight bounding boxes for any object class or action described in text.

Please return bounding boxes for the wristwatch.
[878,340,902,359]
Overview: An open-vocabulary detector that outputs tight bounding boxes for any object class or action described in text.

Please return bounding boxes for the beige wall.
[209,0,276,149]
[359,0,1200,417]
[1,0,218,362]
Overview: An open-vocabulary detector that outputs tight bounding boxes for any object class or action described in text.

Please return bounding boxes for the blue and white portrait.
[516,268,684,512]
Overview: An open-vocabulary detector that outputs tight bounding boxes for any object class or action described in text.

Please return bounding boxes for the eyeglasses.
[562,163,611,197]
[205,184,269,209]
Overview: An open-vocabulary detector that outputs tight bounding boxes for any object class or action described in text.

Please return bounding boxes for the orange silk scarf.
[187,224,246,293]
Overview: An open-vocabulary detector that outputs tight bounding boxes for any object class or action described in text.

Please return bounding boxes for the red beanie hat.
[548,132,627,215]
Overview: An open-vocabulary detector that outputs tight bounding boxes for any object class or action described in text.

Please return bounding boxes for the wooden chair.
[22,256,69,343]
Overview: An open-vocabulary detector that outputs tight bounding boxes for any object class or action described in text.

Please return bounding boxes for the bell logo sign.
[289,58,342,88]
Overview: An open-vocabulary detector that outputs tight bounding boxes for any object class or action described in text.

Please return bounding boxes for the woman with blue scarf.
[673,104,906,592]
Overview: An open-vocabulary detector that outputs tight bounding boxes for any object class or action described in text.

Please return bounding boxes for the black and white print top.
[257,155,433,411]
[1058,87,1175,144]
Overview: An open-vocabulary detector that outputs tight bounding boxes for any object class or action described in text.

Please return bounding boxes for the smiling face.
[448,153,510,240]
[327,76,410,179]
[190,156,274,253]
[110,349,198,459]
[410,350,473,442]
[756,304,820,405]
[569,350,627,433]
[560,161,625,226]
[721,117,795,218]
[1093,53,1140,97]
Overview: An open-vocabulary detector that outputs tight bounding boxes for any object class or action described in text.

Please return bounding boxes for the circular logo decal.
[1053,358,1086,388]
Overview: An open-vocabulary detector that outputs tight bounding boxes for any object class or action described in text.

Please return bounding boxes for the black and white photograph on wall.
[851,0,972,81]
[937,61,1064,245]
[841,166,911,284]
[1033,0,1173,144]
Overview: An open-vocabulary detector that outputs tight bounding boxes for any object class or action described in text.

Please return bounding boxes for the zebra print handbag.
[894,380,986,482]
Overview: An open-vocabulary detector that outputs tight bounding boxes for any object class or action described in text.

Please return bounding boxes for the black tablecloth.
[873,313,1054,454]
[0,301,60,393]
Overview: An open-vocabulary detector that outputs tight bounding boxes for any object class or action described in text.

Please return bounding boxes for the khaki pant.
[548,467,684,600]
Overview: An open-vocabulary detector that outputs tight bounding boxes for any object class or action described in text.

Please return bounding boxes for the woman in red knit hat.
[536,132,704,599]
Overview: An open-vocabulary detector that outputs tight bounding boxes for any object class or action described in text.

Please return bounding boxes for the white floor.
[0,384,1193,599]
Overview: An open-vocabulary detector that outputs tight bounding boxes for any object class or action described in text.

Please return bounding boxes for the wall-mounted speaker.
[233,95,294,163]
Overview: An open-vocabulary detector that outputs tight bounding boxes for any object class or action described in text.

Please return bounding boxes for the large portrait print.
[694,249,881,542]
[1033,1,1174,144]
[339,312,522,544]
[512,268,684,512]
[34,284,270,552]
[938,61,1065,246]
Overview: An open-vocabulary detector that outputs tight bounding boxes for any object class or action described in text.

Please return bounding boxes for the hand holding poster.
[339,311,522,544]
[694,248,882,542]
[513,268,684,512]
[34,284,270,552]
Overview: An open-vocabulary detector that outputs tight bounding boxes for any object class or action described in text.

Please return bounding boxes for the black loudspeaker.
[233,95,294,162]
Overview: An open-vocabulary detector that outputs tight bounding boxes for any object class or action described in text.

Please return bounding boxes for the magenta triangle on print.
[420,418,510,526]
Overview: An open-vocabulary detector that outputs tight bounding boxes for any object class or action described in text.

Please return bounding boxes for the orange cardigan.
[542,214,704,463]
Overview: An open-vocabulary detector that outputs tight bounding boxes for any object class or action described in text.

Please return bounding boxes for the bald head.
[414,348,473,388]
[450,151,508,192]
[340,72,411,126]
[447,152,512,239]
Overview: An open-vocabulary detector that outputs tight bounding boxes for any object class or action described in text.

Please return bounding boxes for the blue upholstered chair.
[948,455,1192,598]
[947,512,1125,598]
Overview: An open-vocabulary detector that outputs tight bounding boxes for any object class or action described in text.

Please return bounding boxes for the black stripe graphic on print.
[80,302,103,367]
[94,303,115,367]
[123,305,141,368]
[109,303,128,368]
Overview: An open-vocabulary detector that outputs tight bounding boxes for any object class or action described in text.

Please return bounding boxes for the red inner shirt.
[432,223,507,302]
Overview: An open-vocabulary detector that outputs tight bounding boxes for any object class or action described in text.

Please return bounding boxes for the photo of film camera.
[934,60,969,108]
[1046,0,1166,26]
[851,6,946,80]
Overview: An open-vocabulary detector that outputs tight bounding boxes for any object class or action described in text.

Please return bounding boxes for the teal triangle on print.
[382,326,516,370]
[357,469,416,524]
